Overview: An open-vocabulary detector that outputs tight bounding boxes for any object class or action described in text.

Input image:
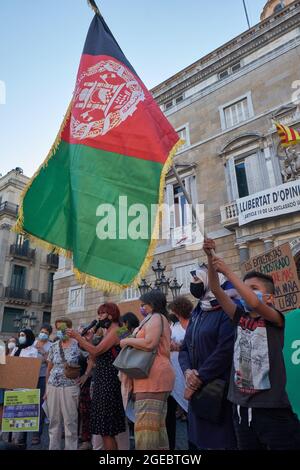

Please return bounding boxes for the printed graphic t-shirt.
[228,306,291,408]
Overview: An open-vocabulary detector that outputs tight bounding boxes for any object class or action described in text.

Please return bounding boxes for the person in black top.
[204,238,300,450]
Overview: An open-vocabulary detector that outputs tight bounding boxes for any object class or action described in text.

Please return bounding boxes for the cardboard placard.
[0,356,41,390]
[2,389,40,432]
[242,243,300,312]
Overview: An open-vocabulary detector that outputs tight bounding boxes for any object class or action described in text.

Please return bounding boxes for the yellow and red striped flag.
[275,121,300,147]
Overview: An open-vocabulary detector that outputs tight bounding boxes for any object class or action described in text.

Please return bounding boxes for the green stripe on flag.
[22,140,163,285]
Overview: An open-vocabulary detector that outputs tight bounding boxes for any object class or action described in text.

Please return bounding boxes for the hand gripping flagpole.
[171,164,216,256]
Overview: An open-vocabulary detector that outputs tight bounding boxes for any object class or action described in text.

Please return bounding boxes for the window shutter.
[227,156,239,200]
[245,152,268,193]
[224,164,233,201]
[270,148,283,185]
[257,150,270,189]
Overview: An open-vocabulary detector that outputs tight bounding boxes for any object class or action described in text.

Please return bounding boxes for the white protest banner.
[237,180,300,226]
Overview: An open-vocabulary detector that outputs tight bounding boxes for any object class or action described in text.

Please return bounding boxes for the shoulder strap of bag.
[132,313,158,338]
[134,313,164,338]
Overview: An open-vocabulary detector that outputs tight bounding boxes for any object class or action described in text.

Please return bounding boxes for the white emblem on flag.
[71,59,145,139]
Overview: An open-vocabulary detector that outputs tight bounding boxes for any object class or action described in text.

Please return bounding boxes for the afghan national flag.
[275,121,300,147]
[16,10,182,291]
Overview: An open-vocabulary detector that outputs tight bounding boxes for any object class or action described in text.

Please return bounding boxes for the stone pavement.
[2,419,188,450]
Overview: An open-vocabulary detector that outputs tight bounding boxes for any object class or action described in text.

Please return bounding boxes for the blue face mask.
[18,336,26,345]
[56,330,67,341]
[38,332,49,341]
[240,290,263,312]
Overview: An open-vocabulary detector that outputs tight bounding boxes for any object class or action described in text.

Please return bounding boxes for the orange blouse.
[133,315,175,393]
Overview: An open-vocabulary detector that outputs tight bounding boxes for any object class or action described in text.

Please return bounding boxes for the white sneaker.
[78,441,92,450]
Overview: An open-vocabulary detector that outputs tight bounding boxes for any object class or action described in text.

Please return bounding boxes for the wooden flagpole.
[171,164,215,255]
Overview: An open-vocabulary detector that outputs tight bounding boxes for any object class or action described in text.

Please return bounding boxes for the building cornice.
[152,1,300,104]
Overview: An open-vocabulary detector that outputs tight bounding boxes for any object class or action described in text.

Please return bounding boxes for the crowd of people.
[1,239,300,450]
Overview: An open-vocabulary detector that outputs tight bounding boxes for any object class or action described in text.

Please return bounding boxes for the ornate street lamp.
[159,274,170,296]
[138,261,183,299]
[138,278,152,296]
[152,260,165,282]
[22,312,30,328]
[29,312,38,330]
[13,315,21,330]
[169,278,183,300]
[13,311,38,331]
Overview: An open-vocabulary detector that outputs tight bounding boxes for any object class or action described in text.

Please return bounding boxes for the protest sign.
[242,243,300,311]
[2,389,40,432]
[0,356,41,389]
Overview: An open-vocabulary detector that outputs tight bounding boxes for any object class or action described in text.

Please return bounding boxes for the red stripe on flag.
[61,54,179,164]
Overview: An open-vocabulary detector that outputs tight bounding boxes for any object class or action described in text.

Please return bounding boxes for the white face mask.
[8,342,16,350]
[18,336,26,345]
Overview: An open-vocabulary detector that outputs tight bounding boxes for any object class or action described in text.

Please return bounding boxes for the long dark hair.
[140,290,169,318]
[121,312,140,332]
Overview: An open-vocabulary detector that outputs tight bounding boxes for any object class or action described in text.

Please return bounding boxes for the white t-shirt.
[170,322,188,412]
[10,345,39,358]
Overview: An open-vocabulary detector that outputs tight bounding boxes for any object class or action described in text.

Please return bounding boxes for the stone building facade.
[51,0,300,328]
[0,169,58,340]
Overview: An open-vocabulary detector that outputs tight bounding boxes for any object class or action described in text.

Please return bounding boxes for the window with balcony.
[41,273,54,305]
[43,311,51,324]
[220,133,283,226]
[5,265,31,301]
[47,252,59,268]
[220,92,254,130]
[164,174,199,247]
[235,160,249,198]
[10,234,35,261]
[1,307,24,333]
[227,152,270,201]
[11,265,26,291]
[0,201,18,217]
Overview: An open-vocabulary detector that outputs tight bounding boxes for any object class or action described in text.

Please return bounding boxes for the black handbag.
[190,378,228,423]
[189,311,228,424]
